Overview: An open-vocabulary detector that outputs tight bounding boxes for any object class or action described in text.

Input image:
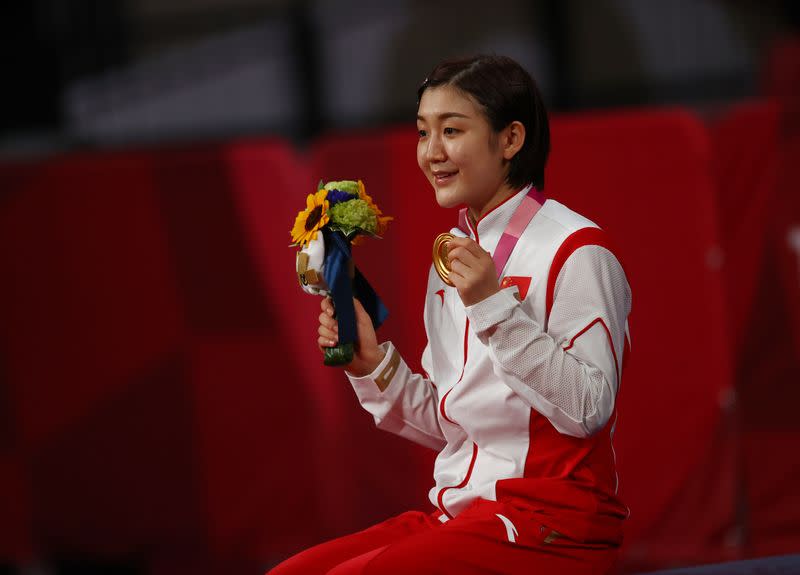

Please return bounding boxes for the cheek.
[467,143,503,176]
[445,141,465,166]
[450,143,479,172]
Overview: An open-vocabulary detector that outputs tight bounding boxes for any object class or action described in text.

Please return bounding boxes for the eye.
[443,127,458,136]
[418,129,428,138]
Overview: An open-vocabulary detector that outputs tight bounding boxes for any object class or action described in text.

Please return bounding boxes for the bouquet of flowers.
[291,180,392,366]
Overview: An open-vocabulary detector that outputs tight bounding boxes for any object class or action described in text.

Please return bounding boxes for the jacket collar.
[460,184,533,254]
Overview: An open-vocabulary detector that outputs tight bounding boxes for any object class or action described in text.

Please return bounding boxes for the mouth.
[432,170,458,186]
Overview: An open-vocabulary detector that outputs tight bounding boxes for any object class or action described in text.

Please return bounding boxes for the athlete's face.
[416,85,508,215]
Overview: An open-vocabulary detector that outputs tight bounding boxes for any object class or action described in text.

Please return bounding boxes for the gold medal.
[432,232,455,286]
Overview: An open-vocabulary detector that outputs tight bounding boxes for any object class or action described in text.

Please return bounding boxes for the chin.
[433,186,464,209]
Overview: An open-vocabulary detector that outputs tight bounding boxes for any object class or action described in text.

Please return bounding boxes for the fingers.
[447,241,477,286]
[318,334,337,349]
[444,238,500,306]
[318,320,337,346]
[321,296,335,316]
[316,297,380,362]
[448,258,468,280]
[318,297,338,349]
[447,238,489,271]
[319,309,338,330]
[448,237,486,259]
[447,246,479,271]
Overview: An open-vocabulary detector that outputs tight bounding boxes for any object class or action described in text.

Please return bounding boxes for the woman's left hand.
[446,237,499,307]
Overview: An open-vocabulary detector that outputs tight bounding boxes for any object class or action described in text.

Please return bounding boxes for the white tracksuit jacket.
[347,189,632,541]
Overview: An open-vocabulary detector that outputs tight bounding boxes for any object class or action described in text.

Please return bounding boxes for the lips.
[433,170,458,186]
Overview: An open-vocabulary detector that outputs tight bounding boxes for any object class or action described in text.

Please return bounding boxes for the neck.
[468,184,518,223]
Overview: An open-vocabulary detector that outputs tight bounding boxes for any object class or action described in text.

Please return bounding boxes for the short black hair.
[417,54,550,190]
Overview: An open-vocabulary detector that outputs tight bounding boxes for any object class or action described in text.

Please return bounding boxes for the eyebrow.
[416,112,471,122]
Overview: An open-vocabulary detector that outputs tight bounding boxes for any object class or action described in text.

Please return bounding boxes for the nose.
[425,133,446,163]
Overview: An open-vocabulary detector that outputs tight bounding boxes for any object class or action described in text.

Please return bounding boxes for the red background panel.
[28,354,204,557]
[0,152,184,453]
[186,337,319,560]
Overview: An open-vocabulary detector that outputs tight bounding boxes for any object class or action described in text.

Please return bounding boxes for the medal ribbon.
[458,185,546,277]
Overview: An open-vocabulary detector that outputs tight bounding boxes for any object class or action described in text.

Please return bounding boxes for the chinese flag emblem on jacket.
[500,276,531,300]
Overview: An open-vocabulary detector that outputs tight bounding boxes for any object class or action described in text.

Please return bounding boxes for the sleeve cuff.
[465,287,519,334]
[346,341,400,394]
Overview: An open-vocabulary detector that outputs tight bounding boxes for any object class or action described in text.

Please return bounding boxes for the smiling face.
[417,85,515,219]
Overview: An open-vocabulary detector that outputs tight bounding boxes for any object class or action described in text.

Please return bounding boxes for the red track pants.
[267,498,619,574]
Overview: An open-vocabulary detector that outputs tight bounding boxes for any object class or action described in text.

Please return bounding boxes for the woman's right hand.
[318,297,385,377]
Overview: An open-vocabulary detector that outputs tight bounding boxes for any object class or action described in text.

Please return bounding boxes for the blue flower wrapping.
[322,229,389,364]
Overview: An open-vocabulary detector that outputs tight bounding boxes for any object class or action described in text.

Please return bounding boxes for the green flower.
[328,198,377,236]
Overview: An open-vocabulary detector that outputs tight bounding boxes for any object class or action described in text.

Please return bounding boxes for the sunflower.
[291,189,330,246]
[357,180,393,236]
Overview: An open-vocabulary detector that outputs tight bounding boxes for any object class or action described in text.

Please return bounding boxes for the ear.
[501,121,526,160]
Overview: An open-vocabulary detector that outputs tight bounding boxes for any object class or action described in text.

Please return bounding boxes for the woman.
[270,54,631,575]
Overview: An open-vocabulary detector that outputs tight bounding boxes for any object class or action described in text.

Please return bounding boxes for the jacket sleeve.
[346,339,446,451]
[464,244,631,438]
